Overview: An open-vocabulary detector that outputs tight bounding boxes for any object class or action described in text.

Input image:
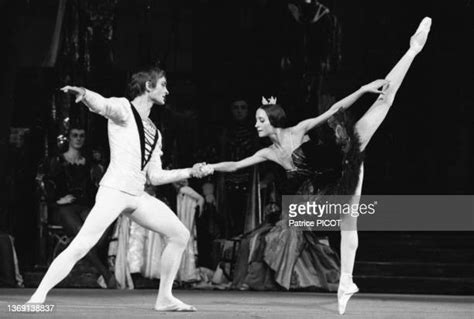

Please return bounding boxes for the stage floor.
[0,289,473,318]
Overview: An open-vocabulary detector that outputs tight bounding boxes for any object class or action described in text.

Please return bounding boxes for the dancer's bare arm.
[293,79,388,135]
[210,148,270,173]
[60,86,129,124]
[356,17,431,151]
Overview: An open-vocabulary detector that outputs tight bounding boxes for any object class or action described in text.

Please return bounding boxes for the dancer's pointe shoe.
[409,17,432,54]
[338,277,359,315]
[154,302,197,312]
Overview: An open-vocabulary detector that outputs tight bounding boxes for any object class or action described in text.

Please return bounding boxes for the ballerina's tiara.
[261,96,277,105]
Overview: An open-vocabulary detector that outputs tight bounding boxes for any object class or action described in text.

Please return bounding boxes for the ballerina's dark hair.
[259,104,287,128]
[318,108,364,196]
[127,65,166,100]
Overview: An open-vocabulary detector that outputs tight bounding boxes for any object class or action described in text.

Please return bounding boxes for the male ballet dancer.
[28,66,207,312]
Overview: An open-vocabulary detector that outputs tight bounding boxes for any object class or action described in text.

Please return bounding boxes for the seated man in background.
[46,124,115,288]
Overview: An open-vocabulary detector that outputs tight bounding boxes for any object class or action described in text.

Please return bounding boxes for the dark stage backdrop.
[0,0,472,271]
[194,0,474,195]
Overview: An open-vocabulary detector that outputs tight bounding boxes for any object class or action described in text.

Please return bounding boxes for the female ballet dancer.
[203,17,431,315]
[27,66,210,312]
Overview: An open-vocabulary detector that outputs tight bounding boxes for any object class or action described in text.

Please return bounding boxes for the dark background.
[0,0,472,269]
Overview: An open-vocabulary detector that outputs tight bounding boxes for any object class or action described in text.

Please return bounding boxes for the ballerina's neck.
[270,128,291,145]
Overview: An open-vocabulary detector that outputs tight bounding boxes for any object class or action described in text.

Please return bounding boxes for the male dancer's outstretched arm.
[60,86,130,124]
[62,86,206,184]
[30,67,208,312]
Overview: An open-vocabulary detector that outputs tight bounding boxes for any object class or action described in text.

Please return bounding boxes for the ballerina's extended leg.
[338,17,432,315]
[338,165,363,315]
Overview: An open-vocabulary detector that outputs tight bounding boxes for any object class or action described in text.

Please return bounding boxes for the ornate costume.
[80,89,191,195]
[234,109,363,291]
[78,90,193,288]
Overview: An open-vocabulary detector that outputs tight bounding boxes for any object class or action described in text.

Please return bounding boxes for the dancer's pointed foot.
[337,274,358,315]
[409,17,432,54]
[154,296,197,312]
[26,297,45,305]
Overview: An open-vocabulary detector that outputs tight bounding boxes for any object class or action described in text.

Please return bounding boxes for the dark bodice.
[283,140,343,195]
[283,107,365,196]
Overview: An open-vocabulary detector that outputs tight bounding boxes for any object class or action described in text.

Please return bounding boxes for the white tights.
[28,186,190,306]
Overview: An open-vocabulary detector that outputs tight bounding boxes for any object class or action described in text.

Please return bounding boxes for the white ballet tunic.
[80,89,190,196]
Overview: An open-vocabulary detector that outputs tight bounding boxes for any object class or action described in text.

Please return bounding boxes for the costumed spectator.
[46,124,115,288]
[216,99,258,237]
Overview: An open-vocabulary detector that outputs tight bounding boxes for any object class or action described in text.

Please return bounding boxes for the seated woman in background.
[47,124,115,288]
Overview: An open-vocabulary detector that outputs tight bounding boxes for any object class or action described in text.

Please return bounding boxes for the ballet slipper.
[97,275,107,289]
[154,302,197,312]
[337,274,359,315]
[409,17,432,54]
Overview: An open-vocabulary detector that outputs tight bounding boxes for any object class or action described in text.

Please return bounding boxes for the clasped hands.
[191,163,214,178]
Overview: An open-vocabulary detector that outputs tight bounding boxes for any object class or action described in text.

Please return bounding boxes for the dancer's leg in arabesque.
[338,17,432,315]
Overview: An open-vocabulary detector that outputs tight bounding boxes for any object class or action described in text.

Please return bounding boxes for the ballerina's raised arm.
[292,79,389,136]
